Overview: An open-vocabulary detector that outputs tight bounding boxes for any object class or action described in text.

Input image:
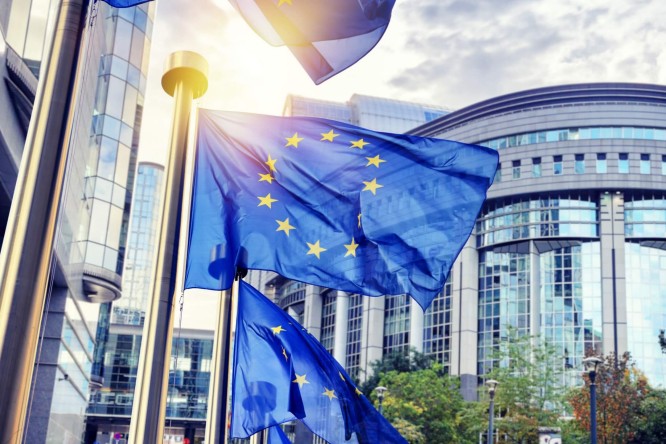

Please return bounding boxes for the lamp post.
[583,356,603,444]
[375,386,387,415]
[486,379,499,444]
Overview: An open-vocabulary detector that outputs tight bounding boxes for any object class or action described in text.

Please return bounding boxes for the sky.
[139,0,666,326]
[139,0,666,165]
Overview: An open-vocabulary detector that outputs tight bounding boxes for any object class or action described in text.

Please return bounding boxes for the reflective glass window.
[105,76,125,120]
[619,153,629,174]
[532,157,542,178]
[98,137,118,180]
[113,19,133,60]
[553,155,563,175]
[512,160,521,179]
[89,201,110,244]
[596,153,607,174]
[575,154,585,174]
[640,154,650,174]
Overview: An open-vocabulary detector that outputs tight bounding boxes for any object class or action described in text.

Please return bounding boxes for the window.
[662,155,666,175]
[619,153,629,174]
[512,160,521,179]
[532,157,542,178]
[553,155,563,175]
[575,154,585,174]
[640,154,650,174]
[596,153,607,173]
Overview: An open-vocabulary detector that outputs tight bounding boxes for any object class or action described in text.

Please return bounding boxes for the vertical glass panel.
[113,18,133,60]
[122,86,138,126]
[110,56,128,80]
[106,206,123,250]
[98,137,118,180]
[596,153,607,174]
[105,76,125,120]
[94,178,113,202]
[130,29,145,68]
[86,242,105,267]
[112,184,126,208]
[103,116,121,140]
[115,145,131,185]
[619,153,629,174]
[89,201,110,244]
[640,154,650,174]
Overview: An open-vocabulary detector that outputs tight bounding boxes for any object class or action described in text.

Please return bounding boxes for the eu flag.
[231,280,407,443]
[185,109,497,309]
[228,0,396,84]
[101,0,152,7]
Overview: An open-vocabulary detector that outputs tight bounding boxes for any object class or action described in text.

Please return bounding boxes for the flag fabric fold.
[101,0,152,7]
[228,0,396,84]
[231,280,407,443]
[185,109,497,309]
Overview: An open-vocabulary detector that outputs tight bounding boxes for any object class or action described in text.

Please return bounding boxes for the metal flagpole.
[0,0,88,441]
[128,51,208,444]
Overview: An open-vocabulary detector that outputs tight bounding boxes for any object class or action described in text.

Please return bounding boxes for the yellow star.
[322,388,337,400]
[358,213,362,228]
[355,387,363,396]
[276,218,295,236]
[293,373,309,388]
[278,0,291,5]
[285,132,304,148]
[366,154,386,168]
[282,347,288,361]
[350,138,369,149]
[258,172,274,184]
[362,178,383,195]
[320,130,339,142]
[258,193,278,208]
[344,237,359,257]
[306,240,326,259]
[272,325,286,335]
[265,155,277,172]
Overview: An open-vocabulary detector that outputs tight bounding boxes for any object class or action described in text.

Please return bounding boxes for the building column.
[599,192,627,359]
[302,285,323,340]
[360,296,385,381]
[409,299,424,353]
[451,236,479,401]
[333,291,350,365]
[529,240,541,345]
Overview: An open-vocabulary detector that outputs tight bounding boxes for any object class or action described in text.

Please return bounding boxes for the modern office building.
[251,84,666,404]
[86,162,214,444]
[283,93,451,132]
[0,1,156,442]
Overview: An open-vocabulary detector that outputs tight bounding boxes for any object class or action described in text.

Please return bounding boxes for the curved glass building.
[413,82,666,394]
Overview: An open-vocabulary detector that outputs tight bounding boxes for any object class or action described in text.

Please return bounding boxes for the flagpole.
[128,51,207,444]
[0,0,88,442]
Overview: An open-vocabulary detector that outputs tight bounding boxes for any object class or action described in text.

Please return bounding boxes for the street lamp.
[375,386,387,415]
[486,379,499,444]
[583,356,603,444]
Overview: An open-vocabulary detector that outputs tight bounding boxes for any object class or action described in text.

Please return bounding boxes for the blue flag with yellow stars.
[101,0,151,7]
[231,280,407,443]
[228,0,396,84]
[185,109,498,309]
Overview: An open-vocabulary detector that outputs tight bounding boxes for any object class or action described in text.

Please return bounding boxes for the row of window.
[481,126,666,150]
[499,153,666,181]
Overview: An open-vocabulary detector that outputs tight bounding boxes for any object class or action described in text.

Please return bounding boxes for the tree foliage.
[567,352,649,444]
[360,348,434,395]
[630,389,666,444]
[374,364,466,444]
[483,327,565,442]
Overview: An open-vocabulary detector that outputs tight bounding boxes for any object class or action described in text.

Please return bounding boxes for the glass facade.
[423,278,453,372]
[477,251,531,375]
[383,294,410,354]
[625,243,666,387]
[320,292,336,354]
[80,5,153,279]
[625,196,666,237]
[476,196,598,248]
[540,243,602,385]
[113,163,164,325]
[480,126,666,150]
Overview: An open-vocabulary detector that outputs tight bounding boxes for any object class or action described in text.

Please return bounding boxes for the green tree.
[484,327,566,442]
[630,389,666,443]
[360,348,434,395]
[374,364,465,444]
[567,352,649,444]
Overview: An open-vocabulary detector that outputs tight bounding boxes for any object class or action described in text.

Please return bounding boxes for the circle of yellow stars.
[253,126,387,262]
